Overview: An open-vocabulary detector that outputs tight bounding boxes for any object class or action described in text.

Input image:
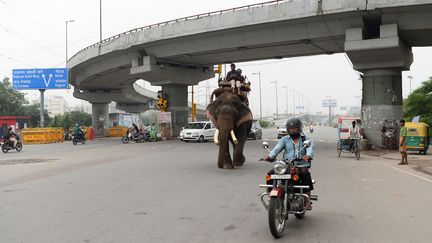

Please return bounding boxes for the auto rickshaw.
[405,122,430,155]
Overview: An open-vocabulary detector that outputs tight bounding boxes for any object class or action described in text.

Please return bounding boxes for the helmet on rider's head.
[286,118,302,138]
[237,68,242,75]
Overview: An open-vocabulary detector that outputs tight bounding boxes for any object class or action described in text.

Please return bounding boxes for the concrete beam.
[116,103,152,113]
[345,25,413,71]
[131,56,214,85]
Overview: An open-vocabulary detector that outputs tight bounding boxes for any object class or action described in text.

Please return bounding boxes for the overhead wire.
[0,0,64,40]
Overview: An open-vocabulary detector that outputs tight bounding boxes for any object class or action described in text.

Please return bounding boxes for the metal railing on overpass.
[69,0,290,61]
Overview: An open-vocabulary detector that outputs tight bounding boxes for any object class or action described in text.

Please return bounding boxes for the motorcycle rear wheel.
[268,197,286,239]
[2,146,8,153]
[72,139,78,145]
[15,143,23,152]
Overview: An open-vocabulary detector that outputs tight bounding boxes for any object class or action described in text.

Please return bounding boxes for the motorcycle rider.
[3,127,18,148]
[132,123,140,138]
[264,118,315,209]
[74,124,84,141]
[309,123,314,133]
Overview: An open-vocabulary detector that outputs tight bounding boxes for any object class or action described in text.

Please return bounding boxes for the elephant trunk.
[217,118,234,169]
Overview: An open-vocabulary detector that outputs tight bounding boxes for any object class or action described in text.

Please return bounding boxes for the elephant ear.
[206,102,218,125]
[206,110,217,125]
[236,105,253,127]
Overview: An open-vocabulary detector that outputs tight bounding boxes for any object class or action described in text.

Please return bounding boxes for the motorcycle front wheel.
[121,136,129,144]
[268,197,286,239]
[15,143,23,152]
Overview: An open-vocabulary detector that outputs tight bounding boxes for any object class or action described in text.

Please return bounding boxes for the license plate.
[271,174,291,180]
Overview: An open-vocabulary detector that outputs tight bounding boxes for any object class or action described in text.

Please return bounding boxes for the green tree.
[69,110,92,127]
[23,103,51,127]
[0,77,28,115]
[404,77,432,125]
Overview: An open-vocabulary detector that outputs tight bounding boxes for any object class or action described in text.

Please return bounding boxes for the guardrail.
[68,0,289,61]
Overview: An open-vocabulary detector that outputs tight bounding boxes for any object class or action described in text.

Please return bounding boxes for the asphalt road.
[1,127,431,243]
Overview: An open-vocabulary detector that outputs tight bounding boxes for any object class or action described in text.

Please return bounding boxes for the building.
[44,96,67,116]
[0,116,30,136]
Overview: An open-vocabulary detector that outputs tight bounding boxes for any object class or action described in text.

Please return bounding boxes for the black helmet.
[286,118,302,138]
[286,118,302,130]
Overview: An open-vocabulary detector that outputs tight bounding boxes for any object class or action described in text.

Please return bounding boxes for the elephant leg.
[233,121,252,166]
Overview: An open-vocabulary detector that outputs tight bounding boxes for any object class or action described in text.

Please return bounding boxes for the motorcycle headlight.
[273,161,288,175]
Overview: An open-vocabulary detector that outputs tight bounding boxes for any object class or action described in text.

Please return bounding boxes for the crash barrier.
[109,126,128,137]
[21,127,65,144]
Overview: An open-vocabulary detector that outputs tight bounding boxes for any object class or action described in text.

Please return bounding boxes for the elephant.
[206,89,253,169]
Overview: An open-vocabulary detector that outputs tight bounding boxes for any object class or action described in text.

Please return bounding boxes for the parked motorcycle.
[1,136,23,153]
[72,132,86,145]
[122,129,147,144]
[65,131,73,141]
[259,141,318,239]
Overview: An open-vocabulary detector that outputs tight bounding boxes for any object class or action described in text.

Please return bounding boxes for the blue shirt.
[269,133,314,166]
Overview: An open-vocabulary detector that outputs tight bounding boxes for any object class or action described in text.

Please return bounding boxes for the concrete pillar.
[361,69,403,146]
[162,84,189,137]
[91,103,109,137]
[345,24,413,147]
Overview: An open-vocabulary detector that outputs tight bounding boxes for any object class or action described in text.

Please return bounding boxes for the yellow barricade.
[21,127,65,145]
[109,126,128,137]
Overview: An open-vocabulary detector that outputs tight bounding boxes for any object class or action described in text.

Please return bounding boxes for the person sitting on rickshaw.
[348,121,360,151]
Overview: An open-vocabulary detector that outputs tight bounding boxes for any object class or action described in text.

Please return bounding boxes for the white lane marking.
[389,166,432,183]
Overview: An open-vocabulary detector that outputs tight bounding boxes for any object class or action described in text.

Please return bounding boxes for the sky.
[1,0,431,117]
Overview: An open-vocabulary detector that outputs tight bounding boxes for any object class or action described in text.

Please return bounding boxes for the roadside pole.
[39,89,45,127]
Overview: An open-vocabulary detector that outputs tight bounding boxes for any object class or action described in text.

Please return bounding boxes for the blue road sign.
[12,68,69,90]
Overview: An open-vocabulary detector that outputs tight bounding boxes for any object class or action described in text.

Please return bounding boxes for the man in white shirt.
[349,121,360,151]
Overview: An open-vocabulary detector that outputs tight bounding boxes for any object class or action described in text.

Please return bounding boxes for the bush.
[259,120,273,128]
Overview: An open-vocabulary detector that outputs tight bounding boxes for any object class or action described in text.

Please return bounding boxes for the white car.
[277,121,288,139]
[179,121,216,142]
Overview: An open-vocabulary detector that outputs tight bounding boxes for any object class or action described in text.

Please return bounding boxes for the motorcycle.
[121,129,147,144]
[1,136,23,153]
[65,131,73,141]
[72,132,86,145]
[259,141,318,239]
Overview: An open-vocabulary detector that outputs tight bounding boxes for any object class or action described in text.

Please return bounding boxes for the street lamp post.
[271,81,278,119]
[252,72,262,120]
[65,20,75,65]
[99,0,102,41]
[326,95,332,125]
[355,95,361,114]
[290,89,295,116]
[282,86,288,118]
[407,75,413,95]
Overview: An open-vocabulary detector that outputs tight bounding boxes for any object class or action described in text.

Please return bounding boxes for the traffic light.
[214,64,222,74]
[157,93,168,112]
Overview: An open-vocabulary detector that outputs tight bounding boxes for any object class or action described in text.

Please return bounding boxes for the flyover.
[67,0,432,144]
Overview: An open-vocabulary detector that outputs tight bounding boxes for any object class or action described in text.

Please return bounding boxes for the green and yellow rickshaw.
[405,122,430,155]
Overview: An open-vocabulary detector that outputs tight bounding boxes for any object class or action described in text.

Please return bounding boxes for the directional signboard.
[322,99,337,107]
[12,68,69,90]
